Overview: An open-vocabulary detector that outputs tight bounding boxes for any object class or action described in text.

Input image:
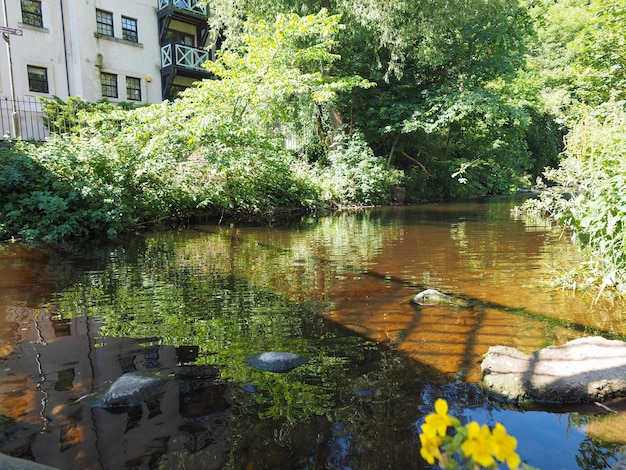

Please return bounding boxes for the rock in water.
[411,289,454,305]
[481,336,626,403]
[244,352,307,373]
[241,384,259,393]
[91,372,168,409]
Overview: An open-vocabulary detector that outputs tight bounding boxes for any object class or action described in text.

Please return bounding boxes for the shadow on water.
[1,197,626,469]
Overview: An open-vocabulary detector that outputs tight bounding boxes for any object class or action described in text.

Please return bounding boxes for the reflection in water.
[1,197,626,469]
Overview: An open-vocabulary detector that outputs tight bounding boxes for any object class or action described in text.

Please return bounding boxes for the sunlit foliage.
[0,11,397,242]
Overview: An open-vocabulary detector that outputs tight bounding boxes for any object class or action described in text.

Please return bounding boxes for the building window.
[101,72,118,98]
[126,77,141,101]
[27,65,49,93]
[169,84,186,99]
[96,9,113,37]
[164,30,194,46]
[121,16,138,42]
[21,0,43,27]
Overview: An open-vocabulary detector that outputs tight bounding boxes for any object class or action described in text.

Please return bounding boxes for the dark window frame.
[126,76,141,101]
[121,16,138,42]
[27,65,49,93]
[164,29,195,47]
[21,0,43,27]
[96,9,114,37]
[101,72,118,98]
[169,84,186,99]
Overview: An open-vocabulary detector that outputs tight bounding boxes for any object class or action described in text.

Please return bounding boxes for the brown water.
[1,196,626,469]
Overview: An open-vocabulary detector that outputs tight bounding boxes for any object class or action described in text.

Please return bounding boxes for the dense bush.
[0,115,324,242]
[316,133,401,206]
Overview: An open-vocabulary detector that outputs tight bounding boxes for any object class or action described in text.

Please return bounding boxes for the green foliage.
[517,0,626,292]
[522,0,592,117]
[1,10,398,242]
[524,109,564,177]
[0,138,139,241]
[521,100,626,287]
[340,0,536,199]
[40,95,136,135]
[523,0,626,117]
[570,0,626,106]
[315,132,402,206]
[211,0,545,200]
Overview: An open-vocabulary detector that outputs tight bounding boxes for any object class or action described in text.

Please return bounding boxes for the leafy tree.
[213,0,540,199]
[570,0,626,106]
[522,0,592,113]
[342,1,536,198]
[522,0,626,117]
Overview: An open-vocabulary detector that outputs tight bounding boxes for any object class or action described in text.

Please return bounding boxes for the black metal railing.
[157,0,208,15]
[0,96,49,142]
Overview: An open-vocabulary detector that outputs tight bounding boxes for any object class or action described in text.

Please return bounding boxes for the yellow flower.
[461,421,496,468]
[419,432,443,465]
[421,398,453,438]
[491,423,521,469]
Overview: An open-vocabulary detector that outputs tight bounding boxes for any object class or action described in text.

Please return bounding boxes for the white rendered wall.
[0,0,163,104]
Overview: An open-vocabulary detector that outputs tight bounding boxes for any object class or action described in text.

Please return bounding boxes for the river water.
[1,196,626,469]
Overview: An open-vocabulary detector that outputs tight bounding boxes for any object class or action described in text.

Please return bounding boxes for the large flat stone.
[481,336,626,403]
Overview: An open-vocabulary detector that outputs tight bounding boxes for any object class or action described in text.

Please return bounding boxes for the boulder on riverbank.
[481,336,626,403]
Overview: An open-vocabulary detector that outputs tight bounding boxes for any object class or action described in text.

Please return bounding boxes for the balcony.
[157,0,210,48]
[161,42,210,73]
[157,0,212,99]
[157,0,208,16]
[160,42,212,99]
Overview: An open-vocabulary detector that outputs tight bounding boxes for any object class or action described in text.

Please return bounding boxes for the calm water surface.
[1,197,626,469]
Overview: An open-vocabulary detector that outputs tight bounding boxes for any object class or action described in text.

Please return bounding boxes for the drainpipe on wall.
[1,0,20,139]
[59,0,71,97]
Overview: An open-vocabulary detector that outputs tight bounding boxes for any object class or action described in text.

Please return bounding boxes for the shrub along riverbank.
[0,12,401,243]
[0,129,398,242]
[520,100,626,292]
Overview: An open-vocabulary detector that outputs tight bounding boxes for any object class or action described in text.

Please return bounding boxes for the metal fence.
[0,96,49,141]
[0,95,314,147]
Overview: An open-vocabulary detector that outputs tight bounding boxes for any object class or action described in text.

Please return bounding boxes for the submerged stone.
[354,388,374,398]
[91,372,168,409]
[244,352,307,373]
[241,384,259,393]
[411,289,455,306]
[482,336,626,403]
